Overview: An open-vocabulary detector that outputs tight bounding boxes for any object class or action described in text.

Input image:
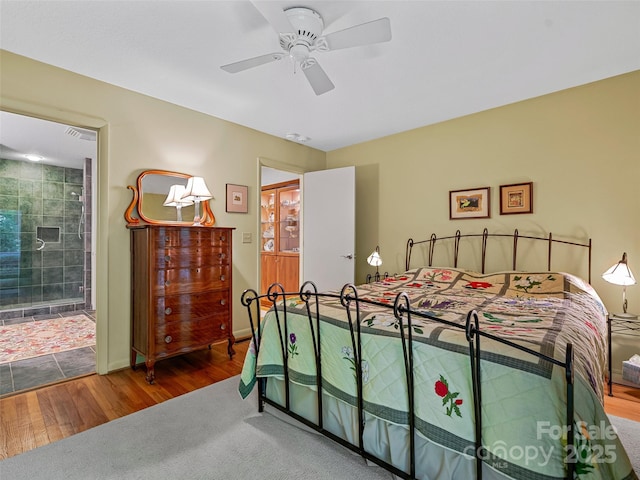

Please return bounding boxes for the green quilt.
[240,268,636,480]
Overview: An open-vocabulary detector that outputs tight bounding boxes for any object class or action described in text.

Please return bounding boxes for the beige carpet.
[0,375,395,480]
[0,315,95,364]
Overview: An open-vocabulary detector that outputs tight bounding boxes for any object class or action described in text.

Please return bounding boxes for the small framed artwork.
[449,187,490,219]
[226,184,248,213]
[500,182,533,215]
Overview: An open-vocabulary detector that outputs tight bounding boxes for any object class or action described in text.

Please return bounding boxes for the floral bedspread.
[239,268,636,480]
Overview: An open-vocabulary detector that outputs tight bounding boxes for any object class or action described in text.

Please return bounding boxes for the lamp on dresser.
[602,252,637,319]
[181,176,213,225]
[163,184,193,221]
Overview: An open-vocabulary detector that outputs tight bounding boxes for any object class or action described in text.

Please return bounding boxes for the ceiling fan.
[220,6,391,95]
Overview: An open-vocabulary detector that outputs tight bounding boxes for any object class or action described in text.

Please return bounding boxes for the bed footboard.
[241,283,579,480]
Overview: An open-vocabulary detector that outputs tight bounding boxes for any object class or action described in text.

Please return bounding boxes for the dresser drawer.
[155,314,230,355]
[152,265,230,295]
[153,228,206,248]
[154,245,230,269]
[153,228,230,248]
[155,290,229,323]
[210,230,231,246]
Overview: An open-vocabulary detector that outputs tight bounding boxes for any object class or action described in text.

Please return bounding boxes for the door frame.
[0,105,106,373]
[257,157,304,298]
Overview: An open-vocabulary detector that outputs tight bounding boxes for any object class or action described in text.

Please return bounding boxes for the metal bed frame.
[241,230,594,480]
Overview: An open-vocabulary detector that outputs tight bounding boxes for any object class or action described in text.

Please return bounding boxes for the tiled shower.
[0,157,93,319]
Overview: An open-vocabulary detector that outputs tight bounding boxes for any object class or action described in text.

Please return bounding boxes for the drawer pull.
[164,335,173,344]
[220,235,226,242]
[219,253,226,259]
[165,280,171,286]
[164,255,171,262]
[165,307,172,315]
[220,299,226,306]
[220,275,226,282]
[220,324,226,330]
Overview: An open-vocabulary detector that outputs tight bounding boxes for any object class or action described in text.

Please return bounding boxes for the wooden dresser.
[129,225,235,383]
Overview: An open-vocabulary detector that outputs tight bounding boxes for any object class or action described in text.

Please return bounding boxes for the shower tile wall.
[0,158,85,311]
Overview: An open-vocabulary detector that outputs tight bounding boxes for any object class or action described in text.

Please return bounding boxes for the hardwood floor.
[1,338,639,460]
[0,340,249,460]
[604,383,640,422]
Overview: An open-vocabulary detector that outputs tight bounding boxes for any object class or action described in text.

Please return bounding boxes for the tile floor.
[0,311,96,397]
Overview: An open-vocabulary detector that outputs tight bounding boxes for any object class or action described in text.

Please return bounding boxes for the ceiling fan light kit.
[220,6,391,96]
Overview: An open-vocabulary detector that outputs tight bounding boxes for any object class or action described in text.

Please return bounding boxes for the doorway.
[0,111,97,396]
[260,166,302,298]
[258,164,356,296]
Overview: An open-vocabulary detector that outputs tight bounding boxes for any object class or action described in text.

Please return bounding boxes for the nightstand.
[608,313,640,396]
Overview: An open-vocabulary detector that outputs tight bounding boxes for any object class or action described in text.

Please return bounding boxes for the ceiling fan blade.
[250,1,295,35]
[323,17,391,51]
[221,53,285,74]
[301,59,335,96]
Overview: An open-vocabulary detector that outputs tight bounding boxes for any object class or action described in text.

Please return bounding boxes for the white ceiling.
[1,0,639,158]
[0,111,97,169]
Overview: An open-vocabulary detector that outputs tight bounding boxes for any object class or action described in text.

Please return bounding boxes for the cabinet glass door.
[260,191,276,253]
[278,186,300,254]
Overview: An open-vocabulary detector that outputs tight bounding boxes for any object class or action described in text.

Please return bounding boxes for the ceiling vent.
[65,126,97,141]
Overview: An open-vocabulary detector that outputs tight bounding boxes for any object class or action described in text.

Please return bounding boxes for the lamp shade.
[367,248,383,267]
[602,252,636,286]
[163,185,193,207]
[181,176,212,201]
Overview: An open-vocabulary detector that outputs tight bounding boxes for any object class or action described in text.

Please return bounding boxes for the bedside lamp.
[163,184,193,222]
[602,252,637,319]
[181,176,212,226]
[366,246,383,283]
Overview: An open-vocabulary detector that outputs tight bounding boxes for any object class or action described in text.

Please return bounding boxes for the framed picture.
[226,184,248,213]
[500,182,533,215]
[449,187,490,219]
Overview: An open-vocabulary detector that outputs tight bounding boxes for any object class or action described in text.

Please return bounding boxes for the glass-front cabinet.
[260,190,277,253]
[277,187,300,254]
[260,180,300,300]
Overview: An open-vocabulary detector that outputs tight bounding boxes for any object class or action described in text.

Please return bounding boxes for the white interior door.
[302,166,355,291]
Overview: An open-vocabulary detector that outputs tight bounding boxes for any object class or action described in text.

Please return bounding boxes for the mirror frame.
[124,169,216,227]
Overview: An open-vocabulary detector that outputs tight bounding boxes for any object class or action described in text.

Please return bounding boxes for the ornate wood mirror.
[124,169,215,226]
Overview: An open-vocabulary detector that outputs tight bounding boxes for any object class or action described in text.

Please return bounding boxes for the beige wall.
[0,50,326,373]
[327,70,640,381]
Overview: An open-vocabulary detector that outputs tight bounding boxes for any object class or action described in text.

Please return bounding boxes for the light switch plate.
[242,232,252,244]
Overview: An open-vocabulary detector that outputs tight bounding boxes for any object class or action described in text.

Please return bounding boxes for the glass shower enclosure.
[0,112,96,318]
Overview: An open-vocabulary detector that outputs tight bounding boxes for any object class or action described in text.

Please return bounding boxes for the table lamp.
[366,246,383,283]
[181,176,212,226]
[163,184,193,222]
[602,252,637,319]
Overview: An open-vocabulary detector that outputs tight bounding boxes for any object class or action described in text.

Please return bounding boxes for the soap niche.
[37,226,61,243]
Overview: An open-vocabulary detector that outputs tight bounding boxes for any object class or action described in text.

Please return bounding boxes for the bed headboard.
[405,228,592,283]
